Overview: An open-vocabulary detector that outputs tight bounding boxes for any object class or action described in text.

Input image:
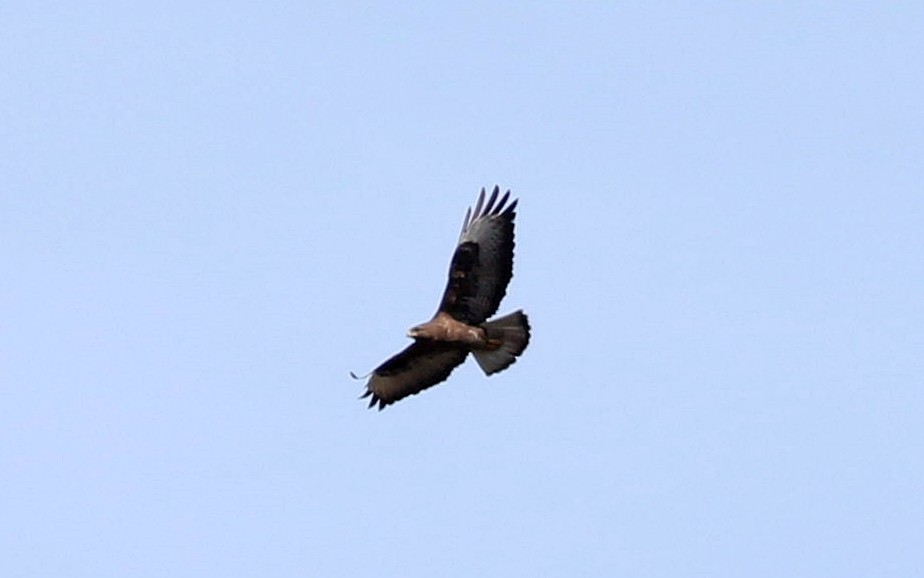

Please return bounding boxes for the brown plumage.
[358,186,530,410]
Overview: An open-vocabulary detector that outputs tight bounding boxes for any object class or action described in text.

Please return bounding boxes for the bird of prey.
[356,186,530,410]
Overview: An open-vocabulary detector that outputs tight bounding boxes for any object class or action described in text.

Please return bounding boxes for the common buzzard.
[356,186,530,409]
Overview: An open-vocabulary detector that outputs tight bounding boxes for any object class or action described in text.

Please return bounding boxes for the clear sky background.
[2,2,923,576]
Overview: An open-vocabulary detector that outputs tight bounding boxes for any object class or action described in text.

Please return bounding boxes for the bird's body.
[408,311,488,346]
[357,186,530,410]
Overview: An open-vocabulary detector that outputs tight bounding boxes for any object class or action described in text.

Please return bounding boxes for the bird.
[355,186,530,410]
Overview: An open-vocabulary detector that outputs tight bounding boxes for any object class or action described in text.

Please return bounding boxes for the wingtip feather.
[494,190,511,214]
[472,188,486,220]
[461,207,472,236]
[482,186,500,215]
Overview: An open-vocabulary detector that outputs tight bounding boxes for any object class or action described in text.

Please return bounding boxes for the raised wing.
[436,186,518,325]
[361,341,469,410]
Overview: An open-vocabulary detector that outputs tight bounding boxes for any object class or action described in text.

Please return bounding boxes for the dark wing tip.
[472,188,486,221]
[467,185,517,223]
[360,388,387,410]
[461,206,472,236]
[482,186,500,216]
[493,190,511,214]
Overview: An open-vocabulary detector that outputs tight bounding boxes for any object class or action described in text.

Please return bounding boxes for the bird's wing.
[436,186,518,325]
[361,341,469,410]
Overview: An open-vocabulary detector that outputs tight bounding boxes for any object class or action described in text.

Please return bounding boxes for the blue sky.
[2,2,923,576]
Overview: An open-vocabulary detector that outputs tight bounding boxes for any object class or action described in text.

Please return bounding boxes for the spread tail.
[473,310,530,375]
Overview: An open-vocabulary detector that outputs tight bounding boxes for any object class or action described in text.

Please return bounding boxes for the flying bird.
[356,186,530,410]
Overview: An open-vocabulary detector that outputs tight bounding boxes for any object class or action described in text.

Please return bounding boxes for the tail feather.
[473,310,530,375]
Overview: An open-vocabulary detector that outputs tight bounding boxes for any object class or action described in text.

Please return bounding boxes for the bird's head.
[408,323,437,339]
